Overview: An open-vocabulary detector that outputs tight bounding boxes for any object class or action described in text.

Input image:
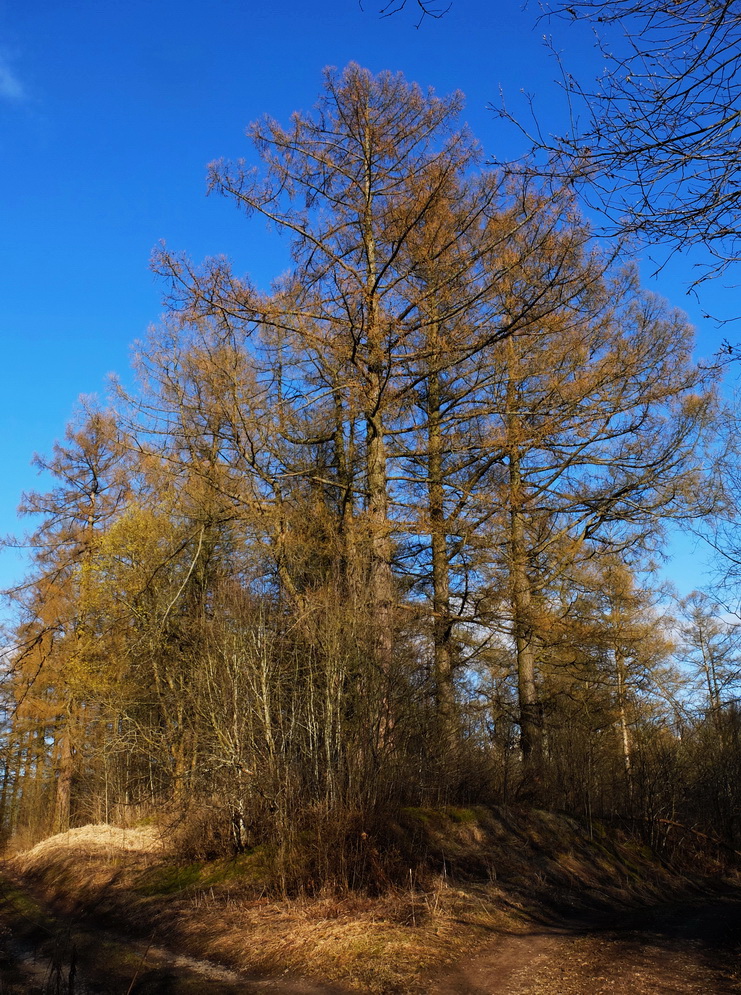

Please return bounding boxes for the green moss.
[444,807,478,825]
[400,807,432,824]
[134,844,276,896]
[0,878,46,920]
[400,806,482,829]
[201,846,272,886]
[135,862,204,895]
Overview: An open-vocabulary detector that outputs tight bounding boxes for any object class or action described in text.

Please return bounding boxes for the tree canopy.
[495,1,741,301]
[0,66,735,882]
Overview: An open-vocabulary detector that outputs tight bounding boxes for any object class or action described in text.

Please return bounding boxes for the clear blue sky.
[0,0,733,602]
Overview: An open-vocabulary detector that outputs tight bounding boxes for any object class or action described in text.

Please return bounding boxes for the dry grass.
[180,886,490,992]
[20,822,164,862]
[3,808,729,993]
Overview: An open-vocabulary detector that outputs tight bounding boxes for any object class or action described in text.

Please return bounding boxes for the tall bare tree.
[498,0,741,300]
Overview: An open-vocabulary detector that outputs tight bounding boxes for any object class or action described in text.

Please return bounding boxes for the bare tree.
[497,0,741,299]
[372,0,451,27]
[678,590,741,723]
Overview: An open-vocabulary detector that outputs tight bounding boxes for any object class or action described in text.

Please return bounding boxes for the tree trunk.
[615,647,632,778]
[506,340,544,790]
[509,497,544,786]
[362,118,394,681]
[427,363,456,751]
[53,713,73,833]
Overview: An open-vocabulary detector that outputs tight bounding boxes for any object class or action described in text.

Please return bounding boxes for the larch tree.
[480,267,715,791]
[6,404,129,833]
[154,65,560,737]
[1,64,726,870]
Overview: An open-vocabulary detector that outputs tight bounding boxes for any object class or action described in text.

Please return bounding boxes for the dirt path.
[429,897,741,995]
[0,926,354,995]
[0,899,353,994]
[2,877,740,993]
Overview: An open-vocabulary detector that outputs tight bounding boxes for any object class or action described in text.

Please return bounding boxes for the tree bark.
[427,363,457,750]
[506,340,544,789]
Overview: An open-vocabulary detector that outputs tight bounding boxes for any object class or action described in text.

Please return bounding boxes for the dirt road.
[1,891,739,993]
[430,896,741,995]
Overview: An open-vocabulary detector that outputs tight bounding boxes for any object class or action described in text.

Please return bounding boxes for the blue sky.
[0,0,733,604]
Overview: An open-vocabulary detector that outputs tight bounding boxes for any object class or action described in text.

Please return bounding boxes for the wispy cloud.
[0,55,25,102]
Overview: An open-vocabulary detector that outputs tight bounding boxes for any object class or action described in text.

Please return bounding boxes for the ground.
[430,897,741,994]
[0,816,739,993]
[2,889,739,993]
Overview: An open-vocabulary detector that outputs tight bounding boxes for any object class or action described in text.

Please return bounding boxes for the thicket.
[2,65,739,890]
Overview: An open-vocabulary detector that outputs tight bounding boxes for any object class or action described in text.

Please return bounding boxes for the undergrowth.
[4,805,738,993]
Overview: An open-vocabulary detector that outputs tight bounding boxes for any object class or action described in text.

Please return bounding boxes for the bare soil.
[429,895,741,994]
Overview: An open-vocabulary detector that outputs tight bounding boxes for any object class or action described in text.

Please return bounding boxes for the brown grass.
[3,807,732,993]
[19,822,164,862]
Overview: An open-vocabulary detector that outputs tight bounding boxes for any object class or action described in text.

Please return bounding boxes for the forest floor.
[429,896,741,994]
[0,812,738,993]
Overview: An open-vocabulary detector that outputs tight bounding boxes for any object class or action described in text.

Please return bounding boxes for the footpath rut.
[429,897,741,995]
[1,886,740,993]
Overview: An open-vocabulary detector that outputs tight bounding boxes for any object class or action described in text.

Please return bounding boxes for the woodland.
[2,64,740,890]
